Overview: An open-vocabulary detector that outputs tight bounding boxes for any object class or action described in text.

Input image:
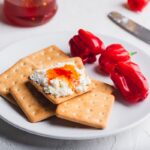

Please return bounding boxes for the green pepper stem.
[130,51,137,56]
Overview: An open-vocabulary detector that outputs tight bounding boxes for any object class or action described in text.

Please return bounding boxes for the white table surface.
[1,0,150,149]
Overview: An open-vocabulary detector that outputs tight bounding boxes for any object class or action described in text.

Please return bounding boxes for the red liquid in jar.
[4,0,57,27]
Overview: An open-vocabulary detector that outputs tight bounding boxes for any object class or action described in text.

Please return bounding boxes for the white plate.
[0,31,150,140]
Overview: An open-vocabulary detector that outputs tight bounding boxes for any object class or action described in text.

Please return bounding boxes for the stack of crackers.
[0,45,115,128]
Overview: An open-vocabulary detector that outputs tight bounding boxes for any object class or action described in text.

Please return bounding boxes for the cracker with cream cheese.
[0,45,69,122]
[29,57,93,104]
[0,45,69,105]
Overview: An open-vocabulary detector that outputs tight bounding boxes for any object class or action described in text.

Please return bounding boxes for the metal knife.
[108,11,150,45]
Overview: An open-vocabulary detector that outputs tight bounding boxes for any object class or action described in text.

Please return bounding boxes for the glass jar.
[4,0,58,27]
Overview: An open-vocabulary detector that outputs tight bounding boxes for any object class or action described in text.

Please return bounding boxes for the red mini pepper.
[111,61,149,103]
[99,44,131,74]
[69,29,105,64]
[127,0,149,12]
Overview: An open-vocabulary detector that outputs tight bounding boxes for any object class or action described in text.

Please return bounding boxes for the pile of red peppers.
[69,29,149,104]
[127,0,150,12]
[69,29,105,64]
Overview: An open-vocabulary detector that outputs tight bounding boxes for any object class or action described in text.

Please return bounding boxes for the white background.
[1,0,150,149]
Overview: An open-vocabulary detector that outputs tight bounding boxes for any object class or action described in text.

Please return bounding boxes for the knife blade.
[108,11,150,45]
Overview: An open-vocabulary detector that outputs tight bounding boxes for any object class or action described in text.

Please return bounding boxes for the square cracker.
[25,45,69,68]
[92,80,114,95]
[7,59,55,122]
[29,57,93,105]
[56,80,115,129]
[0,59,35,104]
[0,45,69,104]
[10,81,55,123]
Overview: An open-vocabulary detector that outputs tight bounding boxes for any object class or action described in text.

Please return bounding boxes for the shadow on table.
[0,118,116,149]
[49,116,91,129]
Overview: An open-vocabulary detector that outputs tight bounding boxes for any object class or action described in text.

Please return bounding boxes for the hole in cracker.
[91,100,95,105]
[99,119,102,123]
[77,98,81,101]
[104,104,107,107]
[91,93,98,97]
[22,62,27,66]
[21,74,27,78]
[14,68,19,72]
[94,82,98,86]
[94,94,97,97]
[74,60,78,64]
[104,96,109,101]
[77,105,80,109]
[102,112,105,116]
[56,53,60,56]
[89,108,93,112]
[99,112,104,117]
[24,74,27,78]
[30,67,35,72]
[41,52,45,56]
[16,88,21,92]
[87,116,91,119]
[72,112,76,117]
[32,111,37,115]
[104,86,108,90]
[62,109,65,113]
[4,88,9,92]
[27,104,31,108]
[47,57,51,60]
[20,75,24,79]
[13,81,17,85]
[4,75,9,79]
[49,47,54,52]
[21,96,25,100]
[62,102,68,107]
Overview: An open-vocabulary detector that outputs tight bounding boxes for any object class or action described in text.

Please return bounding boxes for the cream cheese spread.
[30,61,91,97]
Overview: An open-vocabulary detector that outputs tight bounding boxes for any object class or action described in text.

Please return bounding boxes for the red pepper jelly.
[4,0,57,27]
